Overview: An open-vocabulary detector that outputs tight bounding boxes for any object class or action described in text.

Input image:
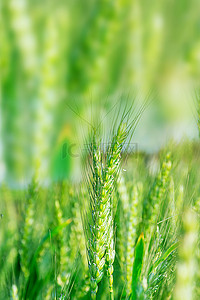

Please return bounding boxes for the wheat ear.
[86,122,127,300]
[144,152,172,240]
[174,209,198,300]
[126,184,140,294]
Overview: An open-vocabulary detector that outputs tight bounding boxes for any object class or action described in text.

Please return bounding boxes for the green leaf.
[32,219,72,266]
[148,241,180,275]
[131,233,144,300]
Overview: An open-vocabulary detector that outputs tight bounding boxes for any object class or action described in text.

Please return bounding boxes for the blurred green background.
[1,0,200,185]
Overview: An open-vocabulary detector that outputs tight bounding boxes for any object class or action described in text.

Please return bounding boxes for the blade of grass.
[131,233,144,300]
[148,241,180,275]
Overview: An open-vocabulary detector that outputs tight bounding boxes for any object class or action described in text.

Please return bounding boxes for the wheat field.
[1,0,200,299]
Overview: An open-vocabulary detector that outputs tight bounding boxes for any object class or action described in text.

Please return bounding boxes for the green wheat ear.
[194,197,200,298]
[144,152,172,241]
[54,198,69,287]
[116,173,143,294]
[174,209,198,300]
[126,184,141,294]
[84,121,128,300]
[20,180,38,278]
[116,172,129,281]
[194,88,200,138]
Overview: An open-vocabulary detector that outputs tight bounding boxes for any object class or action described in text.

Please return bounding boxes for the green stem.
[109,273,114,300]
